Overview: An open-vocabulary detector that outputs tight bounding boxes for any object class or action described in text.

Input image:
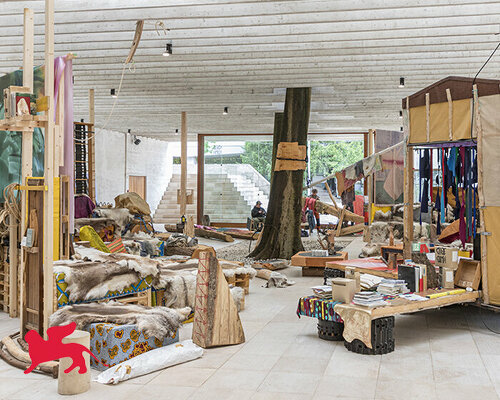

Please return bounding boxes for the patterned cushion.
[88,323,179,371]
[106,237,127,253]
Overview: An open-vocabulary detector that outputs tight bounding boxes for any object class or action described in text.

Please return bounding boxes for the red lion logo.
[24,322,104,374]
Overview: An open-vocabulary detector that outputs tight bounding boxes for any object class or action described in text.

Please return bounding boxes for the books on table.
[352,291,388,307]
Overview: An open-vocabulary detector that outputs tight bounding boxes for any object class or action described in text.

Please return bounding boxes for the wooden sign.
[274,142,307,171]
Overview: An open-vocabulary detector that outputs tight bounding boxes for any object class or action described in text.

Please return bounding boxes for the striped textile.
[106,237,127,253]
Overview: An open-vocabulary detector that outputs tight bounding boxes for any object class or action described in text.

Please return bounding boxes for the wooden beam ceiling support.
[180,111,187,216]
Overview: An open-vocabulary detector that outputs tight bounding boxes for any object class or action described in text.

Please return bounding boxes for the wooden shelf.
[0,115,48,131]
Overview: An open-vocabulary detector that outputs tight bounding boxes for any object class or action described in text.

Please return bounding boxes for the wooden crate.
[291,251,348,277]
[114,288,152,306]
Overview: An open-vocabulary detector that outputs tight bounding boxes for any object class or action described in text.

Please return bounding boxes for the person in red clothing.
[303,189,320,234]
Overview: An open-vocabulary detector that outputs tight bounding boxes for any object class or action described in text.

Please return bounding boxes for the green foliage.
[204,140,216,154]
[240,141,273,181]
[309,141,363,176]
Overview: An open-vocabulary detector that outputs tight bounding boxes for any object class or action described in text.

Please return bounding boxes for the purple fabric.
[459,147,466,247]
[75,196,95,219]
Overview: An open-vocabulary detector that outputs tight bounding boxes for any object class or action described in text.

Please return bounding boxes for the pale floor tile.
[314,375,377,399]
[237,337,290,357]
[148,365,216,387]
[272,355,329,375]
[258,371,320,395]
[137,384,196,399]
[325,346,381,379]
[221,352,280,372]
[432,364,492,386]
[379,353,433,380]
[434,383,500,400]
[253,392,312,400]
[201,369,268,391]
[481,354,500,384]
[189,388,256,400]
[283,337,336,360]
[375,378,437,400]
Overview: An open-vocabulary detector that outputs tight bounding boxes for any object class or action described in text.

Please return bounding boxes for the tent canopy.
[403,76,500,145]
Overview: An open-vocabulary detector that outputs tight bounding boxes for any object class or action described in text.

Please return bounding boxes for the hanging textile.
[419,149,430,215]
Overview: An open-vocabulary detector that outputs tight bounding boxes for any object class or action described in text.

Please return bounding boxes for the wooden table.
[325,257,398,279]
[291,251,348,276]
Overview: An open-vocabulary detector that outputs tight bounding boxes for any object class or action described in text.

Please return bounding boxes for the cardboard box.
[440,267,455,289]
[455,259,481,290]
[345,267,361,292]
[435,246,459,270]
[331,278,357,303]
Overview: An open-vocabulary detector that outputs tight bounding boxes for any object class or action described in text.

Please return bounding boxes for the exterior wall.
[94,128,173,214]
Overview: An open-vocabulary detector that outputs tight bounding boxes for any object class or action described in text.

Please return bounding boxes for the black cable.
[478,305,500,335]
[470,41,500,142]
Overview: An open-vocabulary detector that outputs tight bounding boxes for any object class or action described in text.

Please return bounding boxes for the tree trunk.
[249,87,311,259]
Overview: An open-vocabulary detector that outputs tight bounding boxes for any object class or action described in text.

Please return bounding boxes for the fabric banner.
[374,130,404,204]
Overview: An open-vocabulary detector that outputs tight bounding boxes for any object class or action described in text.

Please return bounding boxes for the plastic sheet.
[95,339,203,385]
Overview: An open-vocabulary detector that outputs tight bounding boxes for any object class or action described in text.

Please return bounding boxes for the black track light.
[399,110,403,118]
[110,88,117,98]
[399,77,405,88]
[163,43,173,57]
[223,107,228,115]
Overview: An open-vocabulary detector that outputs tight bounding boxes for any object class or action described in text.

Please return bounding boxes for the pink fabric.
[54,56,74,232]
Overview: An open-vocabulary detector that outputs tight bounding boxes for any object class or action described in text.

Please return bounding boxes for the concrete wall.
[94,128,174,214]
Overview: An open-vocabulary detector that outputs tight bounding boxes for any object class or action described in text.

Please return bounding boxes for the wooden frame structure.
[0,2,60,334]
[402,76,500,305]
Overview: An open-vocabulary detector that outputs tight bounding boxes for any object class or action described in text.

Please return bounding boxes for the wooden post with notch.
[180,111,187,216]
[403,97,414,259]
[42,0,55,336]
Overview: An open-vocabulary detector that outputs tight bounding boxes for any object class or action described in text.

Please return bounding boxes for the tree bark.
[249,87,311,259]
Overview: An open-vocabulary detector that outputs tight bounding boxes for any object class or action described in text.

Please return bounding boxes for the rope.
[0,183,21,237]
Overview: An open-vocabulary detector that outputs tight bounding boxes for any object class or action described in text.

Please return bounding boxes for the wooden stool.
[58,330,91,395]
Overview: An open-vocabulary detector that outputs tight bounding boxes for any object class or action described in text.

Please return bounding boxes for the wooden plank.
[8,221,18,317]
[196,134,204,225]
[403,96,413,259]
[192,252,245,348]
[88,89,95,202]
[336,208,346,237]
[367,128,374,225]
[184,215,195,238]
[446,88,453,141]
[324,181,339,209]
[313,199,364,224]
[425,92,430,142]
[180,111,187,216]
[23,8,34,91]
[370,290,479,319]
[42,0,55,337]
[339,223,364,236]
[473,84,489,304]
[125,20,144,64]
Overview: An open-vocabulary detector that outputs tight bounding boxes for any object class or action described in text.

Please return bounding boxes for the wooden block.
[192,252,245,348]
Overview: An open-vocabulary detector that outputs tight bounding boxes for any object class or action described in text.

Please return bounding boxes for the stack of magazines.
[352,292,388,307]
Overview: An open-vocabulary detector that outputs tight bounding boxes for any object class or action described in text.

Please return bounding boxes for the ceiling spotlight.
[223,107,228,115]
[163,43,173,57]
[110,88,117,98]
[128,129,131,134]
[400,126,404,131]
[399,77,405,88]
[399,110,403,118]
[175,129,179,133]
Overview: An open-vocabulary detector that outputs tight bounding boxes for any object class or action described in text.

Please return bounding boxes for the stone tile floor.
[1,239,500,399]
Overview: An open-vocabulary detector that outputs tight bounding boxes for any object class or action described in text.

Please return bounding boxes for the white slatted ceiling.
[1,0,499,140]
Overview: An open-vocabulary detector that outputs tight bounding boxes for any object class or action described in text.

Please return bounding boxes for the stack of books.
[352,292,388,307]
[311,285,332,299]
[360,274,383,290]
[377,279,410,295]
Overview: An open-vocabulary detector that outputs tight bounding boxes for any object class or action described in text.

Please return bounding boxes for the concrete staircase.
[153,165,271,224]
[153,172,198,225]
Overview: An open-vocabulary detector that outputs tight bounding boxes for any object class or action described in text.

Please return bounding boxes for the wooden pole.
[473,85,489,304]
[403,97,414,259]
[42,0,55,336]
[88,89,95,202]
[367,128,374,224]
[196,134,204,224]
[17,8,35,319]
[180,111,187,216]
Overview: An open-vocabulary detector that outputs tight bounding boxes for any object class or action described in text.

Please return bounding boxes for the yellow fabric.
[409,99,472,144]
[371,205,391,222]
[79,225,111,253]
[483,207,500,306]
[409,105,427,144]
[429,101,449,142]
[479,94,500,206]
[53,177,60,260]
[452,98,473,141]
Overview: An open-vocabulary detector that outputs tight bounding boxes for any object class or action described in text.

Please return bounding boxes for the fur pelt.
[361,243,382,257]
[75,218,118,235]
[54,261,146,302]
[266,271,295,288]
[93,207,134,232]
[230,286,245,312]
[72,245,160,277]
[50,301,190,339]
